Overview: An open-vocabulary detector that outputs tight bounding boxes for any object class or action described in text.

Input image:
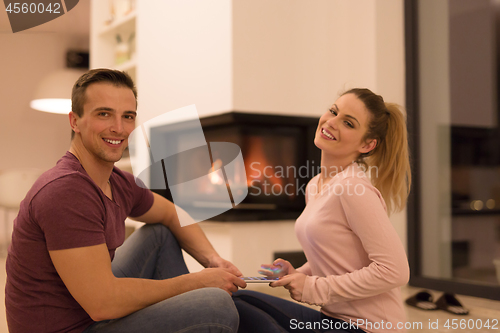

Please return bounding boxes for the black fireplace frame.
[150,111,321,221]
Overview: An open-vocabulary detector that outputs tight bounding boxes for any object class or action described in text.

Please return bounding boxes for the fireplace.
[149,112,321,221]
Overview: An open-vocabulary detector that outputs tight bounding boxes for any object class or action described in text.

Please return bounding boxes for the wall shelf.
[99,11,136,37]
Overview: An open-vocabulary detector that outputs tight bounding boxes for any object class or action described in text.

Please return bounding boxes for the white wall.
[374,0,407,249]
[231,0,405,117]
[136,0,233,119]
[0,2,89,242]
[131,0,408,250]
[0,1,89,171]
[232,0,377,116]
[0,34,72,171]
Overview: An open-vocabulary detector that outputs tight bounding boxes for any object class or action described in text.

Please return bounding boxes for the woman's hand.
[270,273,307,302]
[258,258,295,278]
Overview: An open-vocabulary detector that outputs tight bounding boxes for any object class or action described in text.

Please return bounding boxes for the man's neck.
[69,143,114,189]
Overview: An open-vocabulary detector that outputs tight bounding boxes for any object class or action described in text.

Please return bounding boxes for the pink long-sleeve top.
[295,163,410,333]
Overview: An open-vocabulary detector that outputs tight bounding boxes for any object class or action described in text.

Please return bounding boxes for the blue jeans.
[83,223,239,333]
[233,290,365,333]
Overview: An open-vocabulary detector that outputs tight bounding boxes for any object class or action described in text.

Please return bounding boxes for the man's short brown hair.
[71,68,137,139]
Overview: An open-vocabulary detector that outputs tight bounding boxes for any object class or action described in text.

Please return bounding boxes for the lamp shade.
[30,68,85,114]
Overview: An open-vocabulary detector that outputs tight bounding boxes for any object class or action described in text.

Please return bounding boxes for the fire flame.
[244,137,283,187]
[208,159,224,185]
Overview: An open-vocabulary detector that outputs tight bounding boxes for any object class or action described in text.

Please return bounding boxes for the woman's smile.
[320,128,336,141]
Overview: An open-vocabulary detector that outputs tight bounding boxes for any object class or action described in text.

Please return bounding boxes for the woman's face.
[314,93,376,163]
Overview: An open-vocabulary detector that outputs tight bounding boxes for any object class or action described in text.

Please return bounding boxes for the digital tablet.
[241,276,279,283]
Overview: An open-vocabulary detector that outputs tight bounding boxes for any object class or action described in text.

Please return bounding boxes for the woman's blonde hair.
[343,88,411,215]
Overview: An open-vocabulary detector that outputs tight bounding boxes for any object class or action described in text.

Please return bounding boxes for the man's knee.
[192,288,239,332]
[136,223,179,247]
[139,222,171,237]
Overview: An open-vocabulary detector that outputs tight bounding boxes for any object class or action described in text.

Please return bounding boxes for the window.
[406,0,500,300]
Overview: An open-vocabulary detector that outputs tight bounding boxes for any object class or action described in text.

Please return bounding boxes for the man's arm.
[50,244,245,321]
[49,193,246,321]
[132,192,242,275]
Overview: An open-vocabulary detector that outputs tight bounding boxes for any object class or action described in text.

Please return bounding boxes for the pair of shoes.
[405,291,469,315]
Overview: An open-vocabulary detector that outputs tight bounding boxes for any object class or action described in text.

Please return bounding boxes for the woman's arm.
[273,177,409,306]
[295,262,312,275]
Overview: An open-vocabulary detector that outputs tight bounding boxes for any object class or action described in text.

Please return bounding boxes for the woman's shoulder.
[335,164,387,211]
[335,164,384,197]
[335,163,373,185]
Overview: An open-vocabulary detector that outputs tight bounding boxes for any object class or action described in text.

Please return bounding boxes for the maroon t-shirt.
[5,152,154,333]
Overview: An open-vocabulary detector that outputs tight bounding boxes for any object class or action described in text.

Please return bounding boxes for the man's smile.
[102,138,125,146]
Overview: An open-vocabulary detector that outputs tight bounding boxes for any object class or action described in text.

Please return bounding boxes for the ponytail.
[367,103,411,215]
[343,89,411,215]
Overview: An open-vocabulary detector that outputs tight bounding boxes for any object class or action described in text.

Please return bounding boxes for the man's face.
[71,82,137,164]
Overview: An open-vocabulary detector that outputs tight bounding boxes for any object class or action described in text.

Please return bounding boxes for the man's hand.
[196,268,247,295]
[270,273,307,302]
[208,255,242,277]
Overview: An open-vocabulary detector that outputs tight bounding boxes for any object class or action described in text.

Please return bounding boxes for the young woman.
[233,88,412,333]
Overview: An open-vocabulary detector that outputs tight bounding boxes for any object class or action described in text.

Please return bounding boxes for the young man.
[6,69,246,333]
